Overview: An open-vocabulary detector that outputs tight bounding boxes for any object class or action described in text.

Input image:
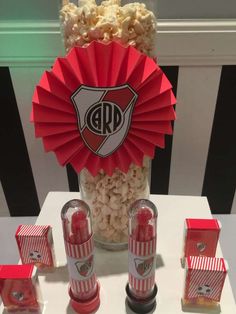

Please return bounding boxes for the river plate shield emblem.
[71,84,138,157]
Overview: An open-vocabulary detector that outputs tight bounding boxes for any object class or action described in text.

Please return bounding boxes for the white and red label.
[66,253,94,281]
[129,251,155,280]
[64,236,96,293]
[128,237,156,292]
[71,85,138,157]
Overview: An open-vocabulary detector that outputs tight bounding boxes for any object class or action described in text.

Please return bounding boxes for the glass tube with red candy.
[61,199,100,314]
[126,199,158,313]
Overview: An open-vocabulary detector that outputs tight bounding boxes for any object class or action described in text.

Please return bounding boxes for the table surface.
[1,192,236,314]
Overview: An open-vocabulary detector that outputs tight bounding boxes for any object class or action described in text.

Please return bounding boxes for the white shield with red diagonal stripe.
[75,255,93,278]
[71,85,138,157]
[134,257,154,277]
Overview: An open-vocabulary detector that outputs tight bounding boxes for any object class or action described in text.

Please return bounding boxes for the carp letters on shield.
[71,85,138,157]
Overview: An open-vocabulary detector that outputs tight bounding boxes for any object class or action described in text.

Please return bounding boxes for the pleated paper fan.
[32,41,176,176]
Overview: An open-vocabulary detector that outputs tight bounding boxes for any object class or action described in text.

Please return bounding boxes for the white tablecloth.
[0,193,235,313]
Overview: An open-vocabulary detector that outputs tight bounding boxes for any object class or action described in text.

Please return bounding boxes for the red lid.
[186,219,220,230]
[69,282,100,314]
[0,264,36,279]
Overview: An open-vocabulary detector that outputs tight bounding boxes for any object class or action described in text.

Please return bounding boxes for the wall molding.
[156,19,236,65]
[0,19,236,66]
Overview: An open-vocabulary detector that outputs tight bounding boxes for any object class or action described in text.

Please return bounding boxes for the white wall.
[0,0,236,21]
[0,19,235,216]
[0,0,59,20]
[156,0,236,19]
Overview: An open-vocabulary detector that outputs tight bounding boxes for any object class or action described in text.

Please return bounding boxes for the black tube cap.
[125,283,158,314]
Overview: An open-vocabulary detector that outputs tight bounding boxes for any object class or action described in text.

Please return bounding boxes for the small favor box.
[0,264,42,312]
[16,225,55,269]
[182,219,220,266]
[183,256,227,308]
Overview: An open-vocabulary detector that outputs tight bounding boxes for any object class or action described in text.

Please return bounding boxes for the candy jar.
[126,199,158,313]
[59,0,157,250]
[80,157,150,249]
[50,0,173,251]
[32,0,176,254]
[61,199,100,314]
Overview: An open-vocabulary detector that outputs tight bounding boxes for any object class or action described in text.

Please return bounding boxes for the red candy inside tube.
[61,200,97,302]
[128,199,157,299]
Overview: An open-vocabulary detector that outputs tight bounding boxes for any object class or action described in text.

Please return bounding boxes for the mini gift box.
[182,219,221,266]
[15,225,55,269]
[183,256,227,308]
[0,264,42,312]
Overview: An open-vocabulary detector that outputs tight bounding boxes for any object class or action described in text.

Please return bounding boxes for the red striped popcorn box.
[15,225,55,269]
[0,264,42,312]
[181,219,221,267]
[183,256,227,307]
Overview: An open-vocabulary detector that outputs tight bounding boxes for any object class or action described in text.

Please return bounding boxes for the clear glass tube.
[61,199,97,301]
[128,199,157,299]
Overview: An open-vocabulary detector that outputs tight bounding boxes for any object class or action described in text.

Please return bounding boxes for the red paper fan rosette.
[31,41,176,176]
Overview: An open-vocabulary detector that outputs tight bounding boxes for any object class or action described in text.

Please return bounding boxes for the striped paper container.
[128,237,156,292]
[183,219,221,260]
[64,235,97,295]
[15,225,55,268]
[184,256,227,302]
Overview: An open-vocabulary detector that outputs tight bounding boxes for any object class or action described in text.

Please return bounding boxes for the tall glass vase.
[80,157,150,250]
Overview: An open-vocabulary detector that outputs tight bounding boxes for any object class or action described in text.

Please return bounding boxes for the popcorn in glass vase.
[31,0,176,250]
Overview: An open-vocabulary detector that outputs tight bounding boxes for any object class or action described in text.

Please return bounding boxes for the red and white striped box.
[0,264,42,312]
[182,219,221,266]
[15,225,55,269]
[183,256,227,303]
